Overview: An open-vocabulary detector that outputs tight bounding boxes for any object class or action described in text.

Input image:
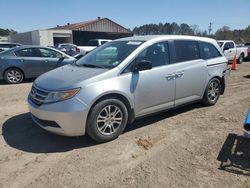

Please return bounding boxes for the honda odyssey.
[28,35,230,142]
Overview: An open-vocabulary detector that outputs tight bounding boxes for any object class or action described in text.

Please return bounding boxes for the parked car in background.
[218,40,248,63]
[245,42,250,60]
[0,46,75,84]
[54,43,81,56]
[0,43,22,52]
[78,39,112,55]
[28,35,230,142]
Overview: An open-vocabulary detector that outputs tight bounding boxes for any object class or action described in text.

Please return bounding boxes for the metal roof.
[52,18,131,34]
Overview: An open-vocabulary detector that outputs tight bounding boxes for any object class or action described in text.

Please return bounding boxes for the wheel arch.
[210,76,225,95]
[3,66,26,79]
[87,92,135,125]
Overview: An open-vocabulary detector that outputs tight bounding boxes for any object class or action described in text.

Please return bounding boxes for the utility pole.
[208,22,213,35]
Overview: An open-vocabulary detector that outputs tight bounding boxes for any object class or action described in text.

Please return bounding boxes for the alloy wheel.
[96,105,123,135]
[207,81,219,102]
[7,70,22,83]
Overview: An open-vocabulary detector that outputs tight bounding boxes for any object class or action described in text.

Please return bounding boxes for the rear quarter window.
[174,40,200,62]
[199,42,222,60]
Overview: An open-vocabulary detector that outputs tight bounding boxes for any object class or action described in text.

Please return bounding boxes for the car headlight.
[44,88,81,103]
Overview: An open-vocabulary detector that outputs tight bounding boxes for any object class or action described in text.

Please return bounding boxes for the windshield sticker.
[126,41,142,45]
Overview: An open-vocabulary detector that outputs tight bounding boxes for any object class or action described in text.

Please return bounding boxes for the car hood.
[34,64,108,90]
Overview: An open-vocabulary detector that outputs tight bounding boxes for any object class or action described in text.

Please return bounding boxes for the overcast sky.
[1,0,250,33]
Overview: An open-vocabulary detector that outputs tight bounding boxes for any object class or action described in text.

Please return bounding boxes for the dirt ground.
[0,62,250,188]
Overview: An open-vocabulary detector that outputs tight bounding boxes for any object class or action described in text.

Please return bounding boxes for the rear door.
[172,40,207,106]
[15,48,45,77]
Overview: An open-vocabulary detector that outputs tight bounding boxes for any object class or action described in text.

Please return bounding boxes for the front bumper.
[28,97,88,136]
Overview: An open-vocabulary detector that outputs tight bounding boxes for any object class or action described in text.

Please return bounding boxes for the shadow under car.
[2,102,204,153]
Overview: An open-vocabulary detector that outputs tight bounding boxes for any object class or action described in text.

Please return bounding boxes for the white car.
[78,39,112,55]
[218,40,248,64]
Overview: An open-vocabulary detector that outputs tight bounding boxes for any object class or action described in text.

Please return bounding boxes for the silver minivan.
[28,35,230,142]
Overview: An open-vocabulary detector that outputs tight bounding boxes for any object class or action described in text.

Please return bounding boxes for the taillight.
[76,47,80,53]
[248,48,250,53]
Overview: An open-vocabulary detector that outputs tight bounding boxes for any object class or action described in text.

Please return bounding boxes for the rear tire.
[86,98,128,142]
[4,68,24,84]
[202,78,221,106]
[237,53,244,64]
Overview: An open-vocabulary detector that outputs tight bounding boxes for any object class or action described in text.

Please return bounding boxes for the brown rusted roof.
[51,18,131,33]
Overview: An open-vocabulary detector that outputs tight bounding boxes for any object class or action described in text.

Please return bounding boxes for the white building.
[0,36,9,42]
[10,29,73,46]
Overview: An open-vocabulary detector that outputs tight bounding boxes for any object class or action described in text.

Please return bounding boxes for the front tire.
[86,98,128,142]
[202,78,221,106]
[4,68,24,84]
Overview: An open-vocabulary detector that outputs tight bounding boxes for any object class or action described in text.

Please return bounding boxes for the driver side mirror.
[134,60,152,72]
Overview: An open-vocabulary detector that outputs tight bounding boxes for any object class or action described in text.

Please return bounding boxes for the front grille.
[29,85,49,106]
[32,115,61,128]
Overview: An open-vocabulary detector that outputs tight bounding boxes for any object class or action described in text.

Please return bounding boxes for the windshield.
[87,40,99,46]
[218,42,223,47]
[75,40,144,69]
[0,48,15,56]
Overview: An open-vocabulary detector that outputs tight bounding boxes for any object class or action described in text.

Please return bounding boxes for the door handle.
[175,72,184,79]
[20,59,24,62]
[166,74,176,81]
[44,60,49,63]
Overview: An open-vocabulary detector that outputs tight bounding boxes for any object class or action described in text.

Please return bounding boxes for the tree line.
[133,22,250,43]
[0,28,17,36]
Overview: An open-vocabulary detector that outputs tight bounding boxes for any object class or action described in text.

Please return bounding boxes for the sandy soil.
[0,62,250,188]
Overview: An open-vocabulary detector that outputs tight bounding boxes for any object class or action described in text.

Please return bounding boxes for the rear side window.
[229,42,235,48]
[101,41,108,45]
[15,48,33,57]
[174,40,200,62]
[199,42,222,60]
[223,42,230,50]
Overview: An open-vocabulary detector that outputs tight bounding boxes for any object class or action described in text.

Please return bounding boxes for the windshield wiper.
[81,63,105,69]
